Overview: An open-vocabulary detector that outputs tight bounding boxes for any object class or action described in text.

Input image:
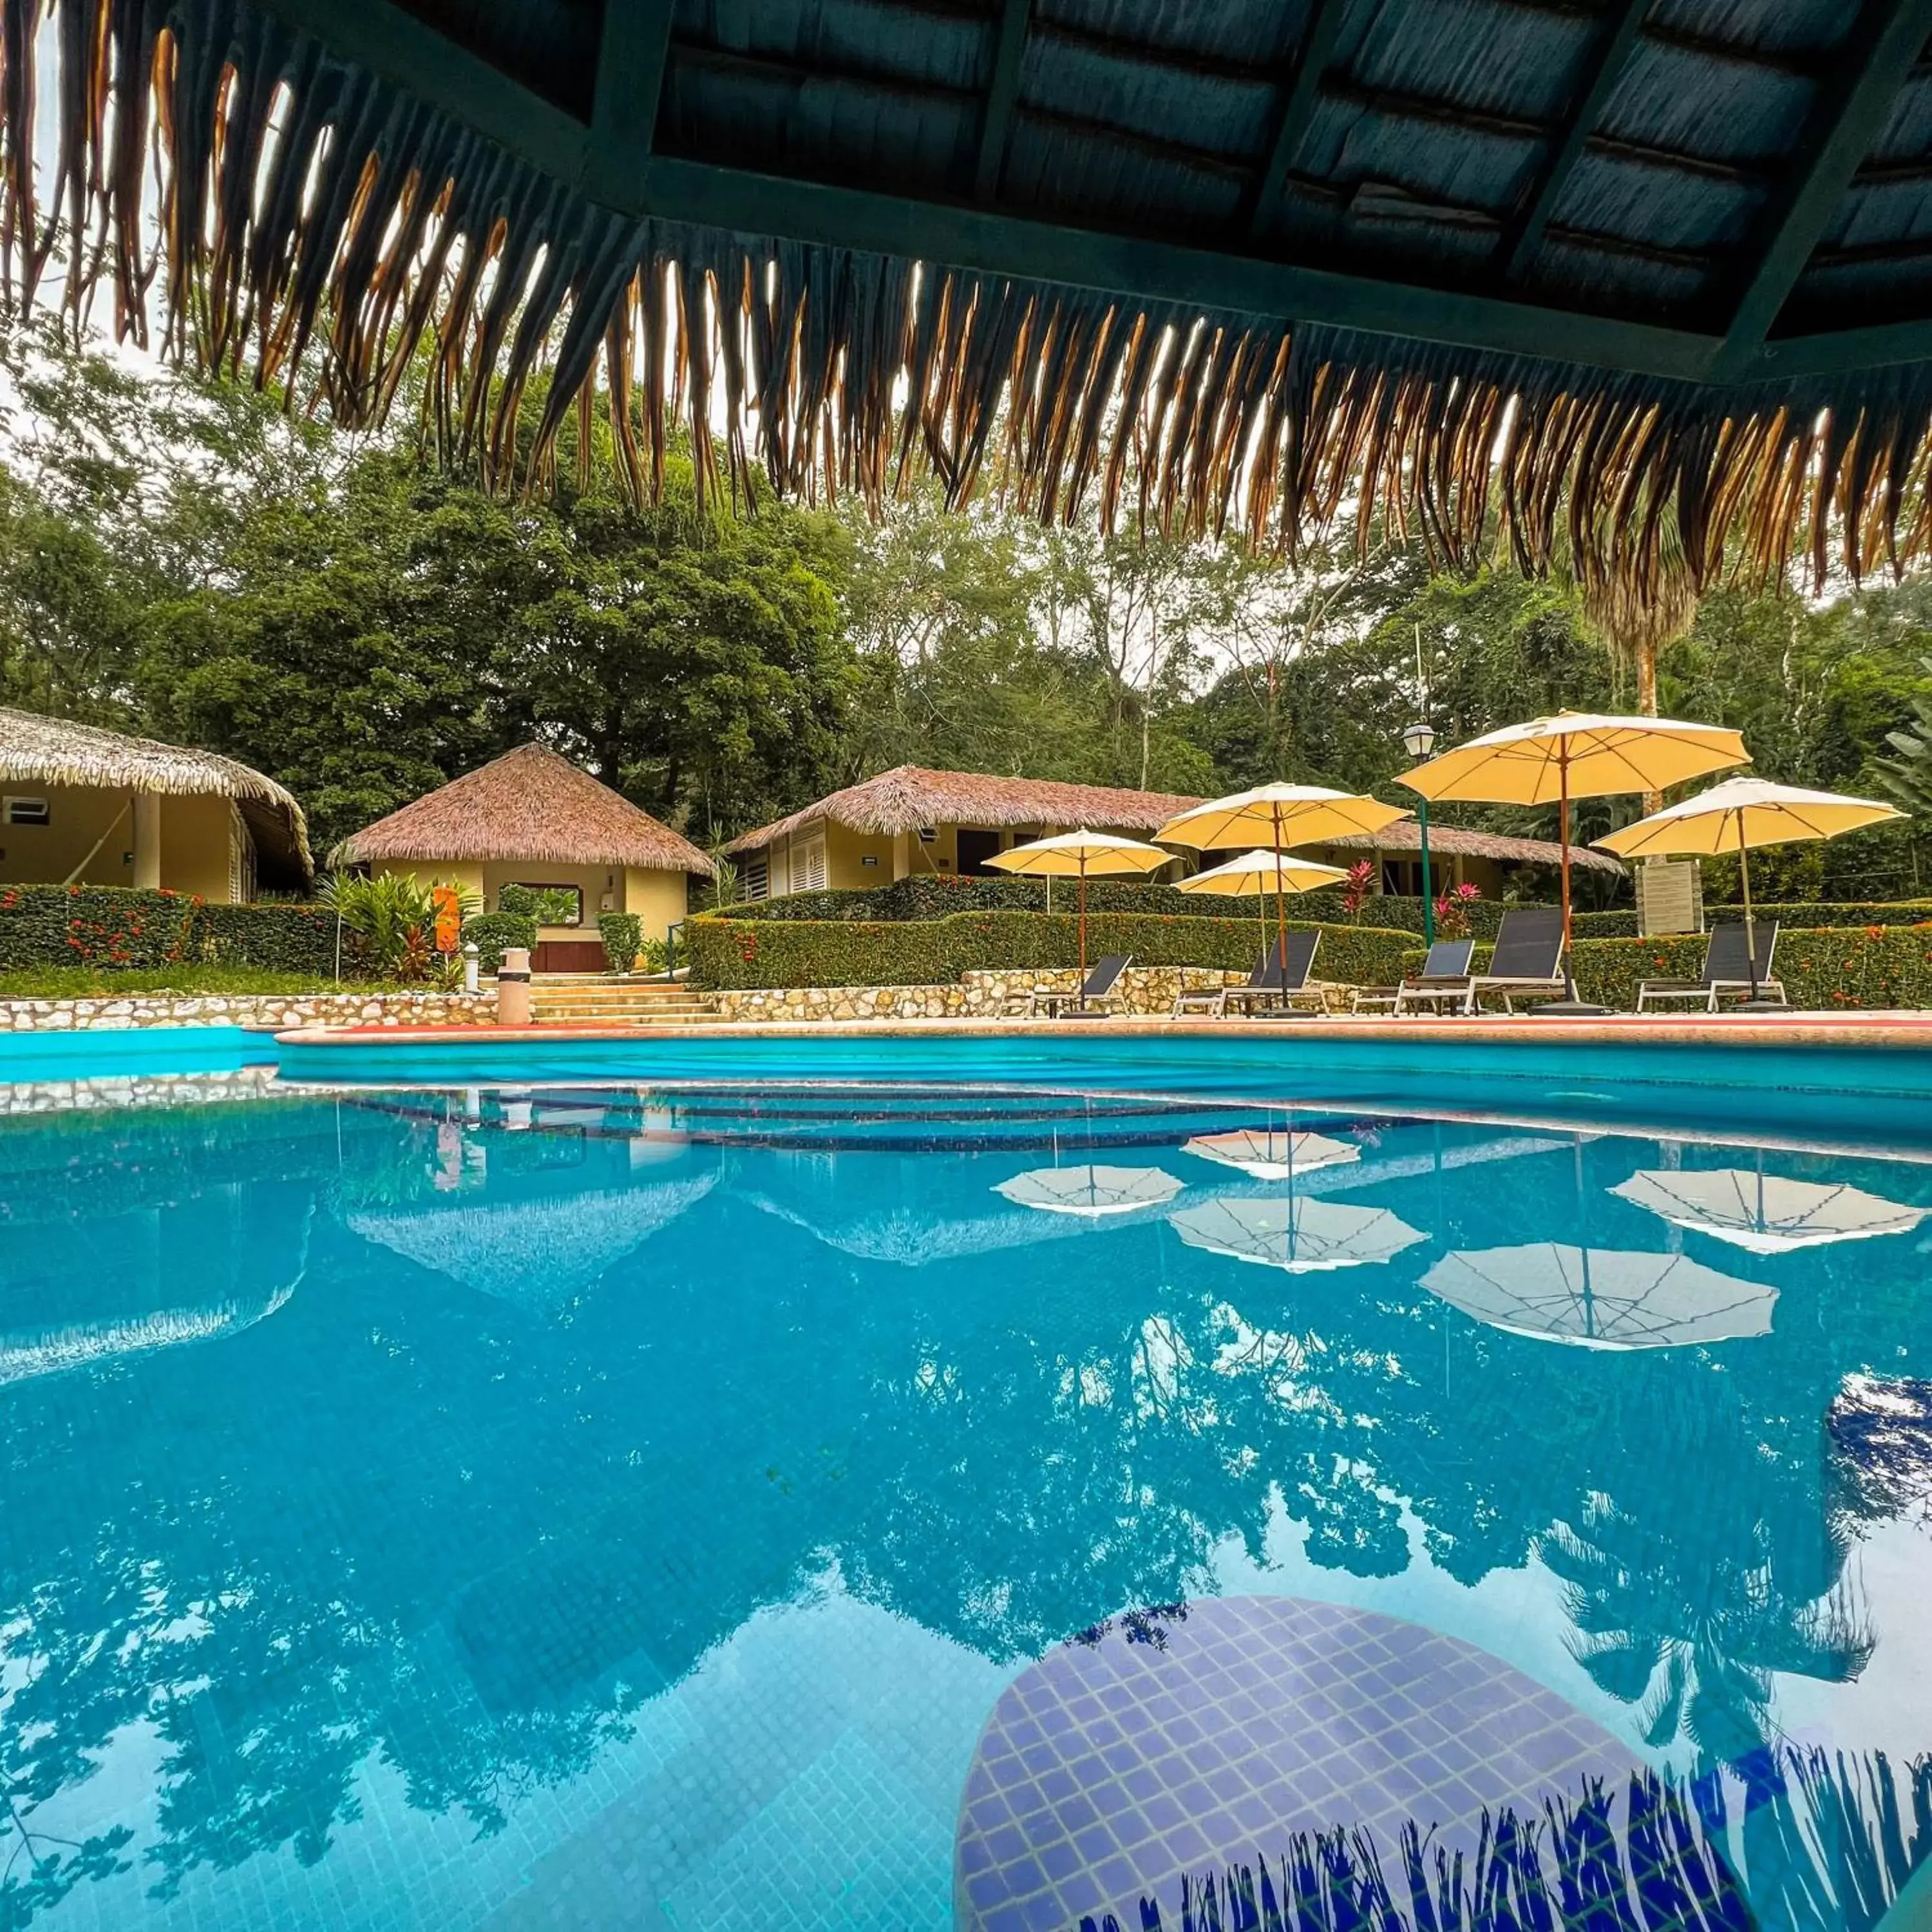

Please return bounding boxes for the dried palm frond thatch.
[8,0,1932,595]
[724,767,1202,853]
[0,704,312,878]
[332,743,714,873]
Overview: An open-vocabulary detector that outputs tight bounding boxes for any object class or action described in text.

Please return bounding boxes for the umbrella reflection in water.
[1611,1163,1927,1255]
[1181,1128,1361,1182]
[993,1165,1182,1218]
[1171,1197,1425,1273]
[1421,1244,1776,1349]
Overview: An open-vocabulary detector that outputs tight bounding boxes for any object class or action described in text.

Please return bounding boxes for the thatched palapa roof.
[1320,821,1625,878]
[0,706,313,885]
[333,744,714,873]
[15,0,1932,598]
[728,764,1621,874]
[726,766,1198,853]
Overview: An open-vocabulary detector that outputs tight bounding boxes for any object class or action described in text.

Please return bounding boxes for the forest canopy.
[1,317,1928,898]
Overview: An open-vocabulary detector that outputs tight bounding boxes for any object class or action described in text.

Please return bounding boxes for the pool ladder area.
[526,976,723,1028]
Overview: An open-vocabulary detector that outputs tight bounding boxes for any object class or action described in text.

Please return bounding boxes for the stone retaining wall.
[712,966,1255,1023]
[0,989,497,1032]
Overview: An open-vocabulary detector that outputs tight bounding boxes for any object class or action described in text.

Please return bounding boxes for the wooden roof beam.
[252,0,1743,382]
[588,0,676,200]
[975,0,1030,200]
[1245,0,1349,237]
[1715,0,1932,378]
[1501,0,1651,283]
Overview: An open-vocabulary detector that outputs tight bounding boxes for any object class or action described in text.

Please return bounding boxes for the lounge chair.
[1467,905,1569,1013]
[1024,952,1133,1018]
[1351,939,1477,1014]
[1636,922,1785,1012]
[1222,929,1329,1016]
[1174,938,1288,1018]
[1422,907,1567,1014]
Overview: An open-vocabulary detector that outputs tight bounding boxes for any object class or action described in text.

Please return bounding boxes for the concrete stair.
[527,976,722,1027]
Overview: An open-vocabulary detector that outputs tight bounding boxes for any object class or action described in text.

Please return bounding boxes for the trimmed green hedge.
[688,910,1416,990]
[463,912,538,976]
[719,873,1642,940]
[1397,924,1932,1010]
[0,884,336,972]
[1704,900,1932,929]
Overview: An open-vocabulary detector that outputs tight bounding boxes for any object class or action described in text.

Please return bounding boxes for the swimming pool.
[1,1071,1928,1930]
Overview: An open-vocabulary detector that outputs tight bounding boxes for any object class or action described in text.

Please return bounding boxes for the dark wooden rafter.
[975,0,1030,200]
[239,0,1930,388]
[1245,0,1348,236]
[1716,0,1932,374]
[1501,0,1652,282]
[587,0,676,198]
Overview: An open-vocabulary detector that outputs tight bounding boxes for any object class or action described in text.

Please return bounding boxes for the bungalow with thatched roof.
[723,765,1621,901]
[332,744,714,971]
[0,706,311,898]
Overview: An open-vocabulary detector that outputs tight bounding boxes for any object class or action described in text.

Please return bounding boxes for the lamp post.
[1403,718,1438,943]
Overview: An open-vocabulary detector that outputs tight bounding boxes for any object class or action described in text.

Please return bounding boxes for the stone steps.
[527,981,721,1026]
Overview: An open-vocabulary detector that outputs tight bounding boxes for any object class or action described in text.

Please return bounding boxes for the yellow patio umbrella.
[1595,775,1904,1001]
[1399,712,1749,1002]
[1157,784,1408,973]
[1176,848,1349,974]
[986,828,1174,979]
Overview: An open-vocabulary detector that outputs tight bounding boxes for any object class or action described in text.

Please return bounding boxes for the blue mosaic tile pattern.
[952,1596,1638,1932]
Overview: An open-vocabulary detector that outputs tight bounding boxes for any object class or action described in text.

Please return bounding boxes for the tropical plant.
[1874,654,1932,819]
[495,883,581,927]
[693,849,743,915]
[1432,880,1482,940]
[316,871,475,980]
[1341,860,1375,923]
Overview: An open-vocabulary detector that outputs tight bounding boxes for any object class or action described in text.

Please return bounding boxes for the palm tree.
[1540,1490,1872,1768]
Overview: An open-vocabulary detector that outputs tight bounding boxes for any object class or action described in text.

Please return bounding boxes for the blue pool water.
[1,1072,1930,1930]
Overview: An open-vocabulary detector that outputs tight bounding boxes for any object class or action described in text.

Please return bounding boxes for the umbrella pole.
[1539,741,1605,1014]
[1078,858,1089,999]
[1738,810,1761,1001]
[1273,802,1288,981]
[1560,745,1574,978]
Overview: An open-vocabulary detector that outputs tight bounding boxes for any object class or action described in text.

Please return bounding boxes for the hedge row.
[1703,900,1932,929]
[719,873,1642,940]
[1397,925,1932,1010]
[0,884,337,973]
[688,910,1417,990]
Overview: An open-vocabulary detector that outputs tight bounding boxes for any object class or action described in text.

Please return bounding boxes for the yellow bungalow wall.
[0,784,252,900]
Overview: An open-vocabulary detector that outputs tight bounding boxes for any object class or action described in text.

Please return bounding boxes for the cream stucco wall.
[825,820,893,889]
[1,784,250,901]
[623,866,690,945]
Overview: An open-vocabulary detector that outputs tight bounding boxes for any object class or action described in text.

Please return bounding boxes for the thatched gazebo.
[0,706,312,898]
[332,744,714,969]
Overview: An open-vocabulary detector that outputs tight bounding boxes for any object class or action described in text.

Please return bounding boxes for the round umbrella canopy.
[1420,1243,1776,1349]
[1176,849,1352,893]
[1399,712,1749,981]
[994,1164,1183,1218]
[1595,776,1904,998]
[1170,1197,1424,1273]
[1611,1168,1928,1255]
[1181,1128,1362,1182]
[1158,786,1408,972]
[1177,849,1351,978]
[987,828,1174,980]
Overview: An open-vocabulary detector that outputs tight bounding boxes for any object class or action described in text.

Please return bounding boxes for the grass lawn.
[0,966,412,998]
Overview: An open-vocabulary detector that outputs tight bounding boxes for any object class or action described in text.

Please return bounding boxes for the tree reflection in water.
[0,1088,1927,1924]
